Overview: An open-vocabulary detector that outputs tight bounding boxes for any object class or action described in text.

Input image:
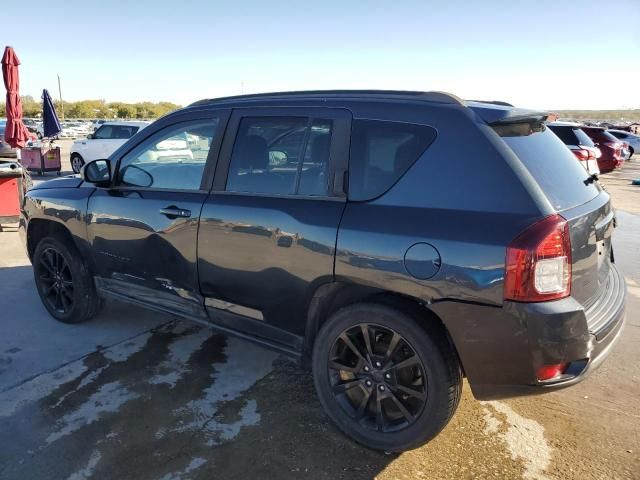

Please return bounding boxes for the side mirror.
[81,159,111,185]
[86,133,94,139]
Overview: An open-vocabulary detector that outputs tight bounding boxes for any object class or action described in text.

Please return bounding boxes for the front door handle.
[160,206,191,218]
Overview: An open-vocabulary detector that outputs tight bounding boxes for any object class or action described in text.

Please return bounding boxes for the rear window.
[609,131,626,139]
[548,125,595,148]
[499,125,600,210]
[349,119,437,201]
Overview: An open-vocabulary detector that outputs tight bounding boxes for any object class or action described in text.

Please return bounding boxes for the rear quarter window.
[349,119,437,201]
[499,126,601,211]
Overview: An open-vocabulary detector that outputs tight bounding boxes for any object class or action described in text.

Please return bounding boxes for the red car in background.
[581,127,625,172]
[547,122,601,175]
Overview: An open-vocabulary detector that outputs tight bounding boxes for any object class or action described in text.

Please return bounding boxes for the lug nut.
[385,373,391,380]
[375,361,382,368]
[365,380,372,387]
[363,365,370,372]
[379,385,386,392]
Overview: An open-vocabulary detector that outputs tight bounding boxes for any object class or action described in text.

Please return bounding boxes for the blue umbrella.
[41,89,61,138]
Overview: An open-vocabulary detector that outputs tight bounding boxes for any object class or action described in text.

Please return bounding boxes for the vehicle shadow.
[0,279,396,480]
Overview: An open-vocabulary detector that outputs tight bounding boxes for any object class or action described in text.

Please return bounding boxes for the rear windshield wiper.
[583,173,599,185]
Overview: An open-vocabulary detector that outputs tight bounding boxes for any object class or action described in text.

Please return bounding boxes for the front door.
[198,107,351,350]
[87,110,229,318]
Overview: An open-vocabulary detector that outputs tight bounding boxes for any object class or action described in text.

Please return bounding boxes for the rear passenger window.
[226,117,333,196]
[348,120,437,201]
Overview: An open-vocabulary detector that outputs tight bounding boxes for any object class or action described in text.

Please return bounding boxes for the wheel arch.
[27,218,79,261]
[303,281,464,375]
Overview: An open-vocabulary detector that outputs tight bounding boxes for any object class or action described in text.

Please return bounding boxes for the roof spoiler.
[466,101,549,126]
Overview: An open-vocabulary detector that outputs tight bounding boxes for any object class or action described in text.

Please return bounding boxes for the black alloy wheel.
[37,247,75,315]
[33,235,102,323]
[328,323,427,433]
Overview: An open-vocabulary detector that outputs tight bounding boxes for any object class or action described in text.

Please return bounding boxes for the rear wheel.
[70,154,85,174]
[33,235,102,323]
[312,303,462,452]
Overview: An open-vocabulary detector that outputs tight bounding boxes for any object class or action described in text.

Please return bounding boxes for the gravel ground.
[0,151,638,479]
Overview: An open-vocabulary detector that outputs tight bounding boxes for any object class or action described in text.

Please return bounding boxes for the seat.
[299,134,330,195]
[228,135,292,194]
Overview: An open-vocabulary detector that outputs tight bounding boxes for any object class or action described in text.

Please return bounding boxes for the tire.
[33,235,102,324]
[629,147,634,158]
[312,303,462,452]
[70,154,84,174]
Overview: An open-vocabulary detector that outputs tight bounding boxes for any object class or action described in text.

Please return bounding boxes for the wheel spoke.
[390,354,420,371]
[40,253,55,273]
[60,290,71,311]
[55,287,62,311]
[375,390,385,431]
[329,359,361,374]
[44,282,57,295]
[333,379,362,395]
[382,332,402,368]
[339,333,366,364]
[39,275,55,284]
[395,384,426,401]
[360,324,374,359]
[388,390,414,422]
[355,388,372,420]
[53,251,62,272]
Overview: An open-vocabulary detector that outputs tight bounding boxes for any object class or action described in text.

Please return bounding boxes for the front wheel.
[70,154,85,174]
[312,303,462,452]
[33,235,102,323]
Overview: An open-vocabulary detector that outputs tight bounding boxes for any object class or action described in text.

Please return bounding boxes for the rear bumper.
[432,264,626,400]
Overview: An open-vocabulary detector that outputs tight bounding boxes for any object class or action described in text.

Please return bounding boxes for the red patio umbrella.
[2,46,30,148]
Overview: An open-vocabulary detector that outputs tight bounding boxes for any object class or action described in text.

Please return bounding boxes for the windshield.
[498,125,601,211]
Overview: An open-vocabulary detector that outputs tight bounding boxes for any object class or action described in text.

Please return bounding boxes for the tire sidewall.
[312,303,458,452]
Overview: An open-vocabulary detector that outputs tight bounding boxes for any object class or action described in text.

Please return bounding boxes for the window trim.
[213,107,351,199]
[109,109,231,193]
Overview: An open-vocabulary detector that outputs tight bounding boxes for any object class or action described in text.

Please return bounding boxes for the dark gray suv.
[19,91,626,452]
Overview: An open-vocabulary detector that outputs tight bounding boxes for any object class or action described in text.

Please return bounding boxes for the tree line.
[0,96,181,119]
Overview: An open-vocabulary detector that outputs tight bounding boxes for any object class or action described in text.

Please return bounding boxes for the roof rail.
[190,90,464,107]
[466,100,514,107]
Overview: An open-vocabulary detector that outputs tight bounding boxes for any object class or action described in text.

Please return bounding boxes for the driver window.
[118,119,218,190]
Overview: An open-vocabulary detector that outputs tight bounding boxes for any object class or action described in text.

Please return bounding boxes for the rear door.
[198,107,350,350]
[87,109,229,318]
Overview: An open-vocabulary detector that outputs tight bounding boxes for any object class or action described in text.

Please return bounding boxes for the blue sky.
[4,0,640,109]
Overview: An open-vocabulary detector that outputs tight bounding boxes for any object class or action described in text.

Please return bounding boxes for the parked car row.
[70,121,150,172]
[548,121,637,174]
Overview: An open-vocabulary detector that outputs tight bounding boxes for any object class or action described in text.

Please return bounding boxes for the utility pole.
[57,74,64,122]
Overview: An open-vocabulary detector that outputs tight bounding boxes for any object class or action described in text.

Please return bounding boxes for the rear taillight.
[571,149,589,161]
[504,214,572,302]
[571,149,595,161]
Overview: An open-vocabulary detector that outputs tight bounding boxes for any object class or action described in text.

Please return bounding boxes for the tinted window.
[118,119,217,190]
[609,131,627,139]
[348,119,437,201]
[500,126,600,210]
[226,116,333,196]
[548,125,595,147]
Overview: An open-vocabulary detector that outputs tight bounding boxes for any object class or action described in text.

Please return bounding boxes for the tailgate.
[561,191,615,314]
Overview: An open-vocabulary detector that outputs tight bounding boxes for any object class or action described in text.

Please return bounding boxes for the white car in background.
[607,129,640,157]
[70,121,150,173]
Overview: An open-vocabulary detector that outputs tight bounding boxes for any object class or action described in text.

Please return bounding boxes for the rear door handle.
[160,206,191,218]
